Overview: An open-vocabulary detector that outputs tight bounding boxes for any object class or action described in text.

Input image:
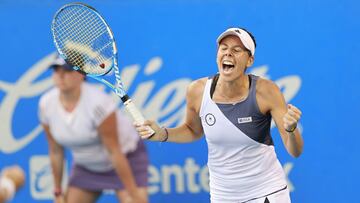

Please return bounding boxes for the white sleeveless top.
[39,83,139,172]
[199,77,287,203]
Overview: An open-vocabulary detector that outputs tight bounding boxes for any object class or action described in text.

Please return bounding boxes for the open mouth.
[222,61,235,73]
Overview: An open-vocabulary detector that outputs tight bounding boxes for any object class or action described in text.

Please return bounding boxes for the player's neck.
[215,74,249,103]
[219,75,248,94]
[59,87,81,112]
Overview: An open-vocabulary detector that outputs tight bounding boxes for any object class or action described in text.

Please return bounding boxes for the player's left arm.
[259,79,304,157]
[98,112,145,203]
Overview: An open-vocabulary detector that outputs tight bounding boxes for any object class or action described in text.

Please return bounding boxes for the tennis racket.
[51,3,154,136]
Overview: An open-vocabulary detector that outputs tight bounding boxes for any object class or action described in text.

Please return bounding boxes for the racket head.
[51,3,117,76]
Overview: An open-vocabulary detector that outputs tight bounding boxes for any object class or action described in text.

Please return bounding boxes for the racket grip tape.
[123,98,155,136]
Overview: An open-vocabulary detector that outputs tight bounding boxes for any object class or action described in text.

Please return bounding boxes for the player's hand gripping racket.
[51,3,154,137]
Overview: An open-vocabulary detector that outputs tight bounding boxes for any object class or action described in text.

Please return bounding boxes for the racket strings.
[53,4,114,75]
[57,9,99,48]
[58,9,106,59]
[56,7,104,47]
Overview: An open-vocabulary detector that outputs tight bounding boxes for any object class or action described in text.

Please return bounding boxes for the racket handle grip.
[123,99,155,135]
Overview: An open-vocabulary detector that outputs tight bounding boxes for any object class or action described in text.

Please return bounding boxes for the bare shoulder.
[256,77,281,98]
[256,77,283,113]
[186,77,207,112]
[187,77,207,97]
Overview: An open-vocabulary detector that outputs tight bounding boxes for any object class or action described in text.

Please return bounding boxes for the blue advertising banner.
[1,0,359,202]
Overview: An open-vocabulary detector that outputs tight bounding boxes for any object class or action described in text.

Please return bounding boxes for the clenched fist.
[283,104,302,132]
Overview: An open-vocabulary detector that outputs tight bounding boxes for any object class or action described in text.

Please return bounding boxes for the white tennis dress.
[39,83,139,172]
[199,75,290,203]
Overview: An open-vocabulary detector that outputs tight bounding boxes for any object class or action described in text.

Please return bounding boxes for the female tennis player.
[136,27,304,203]
[38,56,148,203]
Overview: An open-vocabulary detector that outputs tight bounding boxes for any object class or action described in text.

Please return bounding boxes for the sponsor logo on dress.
[237,117,252,124]
[205,113,216,126]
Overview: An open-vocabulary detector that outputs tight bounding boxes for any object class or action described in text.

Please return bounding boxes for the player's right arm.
[136,78,206,143]
[42,124,65,203]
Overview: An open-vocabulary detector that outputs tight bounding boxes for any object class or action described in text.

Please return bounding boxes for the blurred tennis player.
[136,27,304,203]
[38,56,148,203]
[0,165,25,203]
